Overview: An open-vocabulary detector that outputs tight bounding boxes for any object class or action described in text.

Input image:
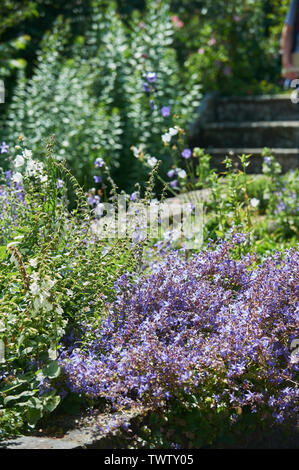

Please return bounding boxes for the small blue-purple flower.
[4,170,12,181]
[88,195,96,206]
[130,192,138,201]
[146,72,156,83]
[167,169,175,178]
[170,180,178,188]
[181,148,192,159]
[264,156,272,165]
[93,175,102,184]
[143,83,151,93]
[94,158,104,168]
[149,100,155,109]
[161,106,171,117]
[0,142,8,154]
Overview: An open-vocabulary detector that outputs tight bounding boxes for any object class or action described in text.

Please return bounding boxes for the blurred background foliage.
[0,0,290,191]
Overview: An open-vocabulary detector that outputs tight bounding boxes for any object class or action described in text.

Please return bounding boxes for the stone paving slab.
[1,408,147,449]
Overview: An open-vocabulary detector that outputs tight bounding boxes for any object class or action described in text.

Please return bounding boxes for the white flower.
[42,278,56,289]
[131,145,144,159]
[12,172,23,184]
[30,272,39,282]
[28,258,38,268]
[95,203,104,217]
[41,298,53,312]
[162,133,171,143]
[37,162,44,172]
[250,198,260,208]
[30,282,40,296]
[168,127,178,136]
[147,156,158,167]
[177,169,187,179]
[26,159,38,177]
[26,159,46,181]
[14,155,25,167]
[23,149,32,159]
[39,173,48,183]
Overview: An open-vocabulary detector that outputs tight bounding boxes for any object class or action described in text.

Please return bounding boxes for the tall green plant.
[1,0,201,192]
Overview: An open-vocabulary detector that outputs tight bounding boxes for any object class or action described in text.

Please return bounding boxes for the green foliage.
[125,395,297,449]
[0,0,37,97]
[203,152,298,249]
[1,0,201,192]
[147,134,298,253]
[0,1,38,36]
[0,139,141,438]
[0,35,31,79]
[175,0,290,95]
[0,0,297,444]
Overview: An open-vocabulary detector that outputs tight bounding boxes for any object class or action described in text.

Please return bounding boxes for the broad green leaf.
[4,390,35,405]
[42,360,60,379]
[44,395,61,413]
[26,406,43,427]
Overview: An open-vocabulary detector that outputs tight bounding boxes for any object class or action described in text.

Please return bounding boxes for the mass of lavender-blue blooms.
[1,140,298,436]
[60,233,298,425]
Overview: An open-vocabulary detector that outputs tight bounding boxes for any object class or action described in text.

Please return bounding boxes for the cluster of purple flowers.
[93,158,104,187]
[143,72,156,94]
[274,187,298,217]
[60,233,298,425]
[142,72,171,117]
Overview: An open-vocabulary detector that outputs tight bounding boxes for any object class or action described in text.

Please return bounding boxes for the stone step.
[201,121,299,148]
[215,94,299,122]
[203,147,298,173]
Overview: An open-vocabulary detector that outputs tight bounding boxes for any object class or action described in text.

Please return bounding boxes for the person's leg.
[284,79,299,166]
[289,79,299,167]
[296,84,299,167]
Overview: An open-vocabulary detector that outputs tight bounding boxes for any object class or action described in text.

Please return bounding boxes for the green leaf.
[44,395,61,413]
[42,360,60,379]
[8,58,27,69]
[26,406,43,427]
[4,390,35,405]
[0,246,6,260]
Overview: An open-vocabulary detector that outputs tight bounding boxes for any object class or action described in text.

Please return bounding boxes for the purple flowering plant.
[0,139,298,443]
[61,232,298,436]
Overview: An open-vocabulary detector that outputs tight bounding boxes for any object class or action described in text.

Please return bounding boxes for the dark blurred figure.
[281,0,299,165]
